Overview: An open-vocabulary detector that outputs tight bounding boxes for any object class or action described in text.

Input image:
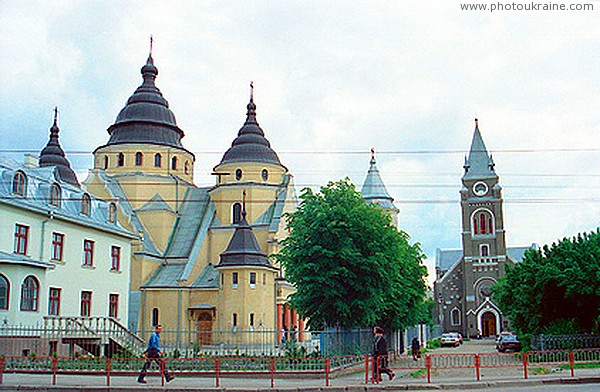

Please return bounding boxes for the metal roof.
[361,151,397,211]
[463,120,497,180]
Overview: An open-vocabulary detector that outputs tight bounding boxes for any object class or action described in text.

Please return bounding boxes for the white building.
[0,113,136,336]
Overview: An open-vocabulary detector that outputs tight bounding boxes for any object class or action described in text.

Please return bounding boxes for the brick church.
[433,120,535,338]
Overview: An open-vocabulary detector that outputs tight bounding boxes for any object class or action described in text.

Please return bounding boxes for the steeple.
[463,119,497,179]
[39,108,80,186]
[103,44,188,150]
[217,192,277,269]
[361,148,397,212]
[218,83,283,167]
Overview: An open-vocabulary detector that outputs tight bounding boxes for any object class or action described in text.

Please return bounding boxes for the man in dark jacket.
[373,326,395,382]
[138,325,175,384]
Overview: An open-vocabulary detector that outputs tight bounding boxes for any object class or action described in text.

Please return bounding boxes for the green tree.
[275,179,428,330]
[493,229,600,335]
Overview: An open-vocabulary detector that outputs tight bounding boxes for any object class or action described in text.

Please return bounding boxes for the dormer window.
[12,171,27,196]
[81,193,91,216]
[108,203,117,223]
[50,183,61,207]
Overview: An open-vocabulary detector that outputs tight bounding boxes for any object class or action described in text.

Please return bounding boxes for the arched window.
[0,274,9,310]
[103,156,109,170]
[154,153,162,167]
[50,183,61,207]
[232,203,242,224]
[261,169,268,181]
[20,276,39,311]
[480,244,489,257]
[12,171,27,196]
[81,193,91,216]
[108,203,117,223]
[171,156,178,170]
[235,168,242,180]
[184,161,190,175]
[451,308,461,326]
[135,152,143,166]
[117,153,124,167]
[472,209,494,235]
[152,308,159,327]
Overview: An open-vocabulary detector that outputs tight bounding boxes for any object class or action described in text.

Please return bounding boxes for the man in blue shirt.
[138,325,174,383]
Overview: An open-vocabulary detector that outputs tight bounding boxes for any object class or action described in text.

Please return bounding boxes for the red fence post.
[1,356,5,384]
[522,352,528,379]
[569,351,575,377]
[426,355,431,383]
[160,358,165,386]
[325,358,330,387]
[475,354,481,381]
[105,358,111,387]
[51,356,58,385]
[365,354,369,384]
[270,358,275,388]
[215,358,220,388]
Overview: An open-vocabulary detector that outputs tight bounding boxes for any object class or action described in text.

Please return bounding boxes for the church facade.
[82,53,300,345]
[433,120,535,338]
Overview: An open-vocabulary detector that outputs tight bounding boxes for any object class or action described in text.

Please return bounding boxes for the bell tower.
[460,119,508,337]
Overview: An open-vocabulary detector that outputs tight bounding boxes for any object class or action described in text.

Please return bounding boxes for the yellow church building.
[83,53,300,349]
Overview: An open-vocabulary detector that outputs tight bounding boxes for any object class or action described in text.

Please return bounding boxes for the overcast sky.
[1,1,599,283]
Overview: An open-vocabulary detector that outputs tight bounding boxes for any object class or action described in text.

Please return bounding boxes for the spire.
[361,148,397,212]
[39,107,79,186]
[218,83,283,166]
[463,118,497,179]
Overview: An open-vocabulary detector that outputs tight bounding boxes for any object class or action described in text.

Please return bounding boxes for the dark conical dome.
[219,89,282,166]
[217,212,276,269]
[39,108,79,186]
[105,54,186,148]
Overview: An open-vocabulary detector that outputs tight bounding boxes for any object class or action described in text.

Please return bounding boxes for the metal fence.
[1,324,382,358]
[531,334,600,351]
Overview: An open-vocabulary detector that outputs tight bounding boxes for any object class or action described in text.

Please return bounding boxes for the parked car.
[496,334,522,352]
[440,333,462,347]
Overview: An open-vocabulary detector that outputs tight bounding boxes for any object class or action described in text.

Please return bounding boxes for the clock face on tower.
[473,181,488,196]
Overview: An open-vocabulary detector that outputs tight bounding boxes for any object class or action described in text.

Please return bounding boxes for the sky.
[1,0,599,284]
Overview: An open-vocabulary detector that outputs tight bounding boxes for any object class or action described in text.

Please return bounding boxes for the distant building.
[433,120,536,338]
[0,113,135,354]
[361,148,399,226]
[83,53,299,346]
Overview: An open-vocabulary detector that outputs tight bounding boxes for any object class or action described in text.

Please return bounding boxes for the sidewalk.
[1,367,599,391]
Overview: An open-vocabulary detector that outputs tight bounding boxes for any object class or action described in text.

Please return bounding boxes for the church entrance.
[197,312,213,345]
[481,312,497,337]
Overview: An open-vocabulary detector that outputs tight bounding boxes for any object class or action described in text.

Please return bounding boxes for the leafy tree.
[493,229,600,335]
[275,179,428,330]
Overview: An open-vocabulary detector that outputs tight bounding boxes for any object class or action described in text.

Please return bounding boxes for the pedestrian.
[138,324,175,384]
[373,326,395,382]
[411,337,421,360]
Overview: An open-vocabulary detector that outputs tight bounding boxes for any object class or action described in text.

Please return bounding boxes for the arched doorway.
[481,311,497,337]
[197,312,213,345]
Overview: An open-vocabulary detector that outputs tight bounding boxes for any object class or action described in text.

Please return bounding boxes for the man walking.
[373,326,395,382]
[138,325,174,383]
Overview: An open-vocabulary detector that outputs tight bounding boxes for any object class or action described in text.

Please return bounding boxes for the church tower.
[39,108,79,186]
[361,148,399,226]
[89,49,195,252]
[460,119,508,337]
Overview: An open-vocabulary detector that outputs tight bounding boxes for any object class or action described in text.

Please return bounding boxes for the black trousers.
[139,349,170,380]
[374,355,393,380]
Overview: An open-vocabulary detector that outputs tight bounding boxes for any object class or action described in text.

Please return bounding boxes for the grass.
[408,368,428,378]
[558,362,600,370]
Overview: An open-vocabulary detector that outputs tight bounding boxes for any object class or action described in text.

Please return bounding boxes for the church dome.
[219,89,282,166]
[105,55,186,149]
[39,108,79,186]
